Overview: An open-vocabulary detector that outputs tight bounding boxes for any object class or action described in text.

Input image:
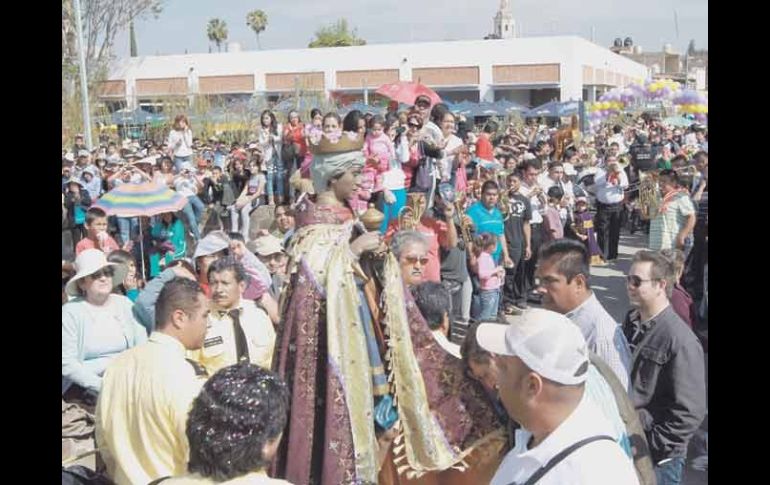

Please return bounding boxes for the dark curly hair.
[186,363,290,480]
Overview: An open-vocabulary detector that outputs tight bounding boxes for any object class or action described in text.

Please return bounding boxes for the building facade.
[98,36,649,111]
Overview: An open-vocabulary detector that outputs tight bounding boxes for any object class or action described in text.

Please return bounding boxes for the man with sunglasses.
[622,250,706,485]
[391,230,430,287]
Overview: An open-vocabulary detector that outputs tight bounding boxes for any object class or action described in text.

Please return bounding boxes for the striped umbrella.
[93,182,188,218]
[93,182,189,278]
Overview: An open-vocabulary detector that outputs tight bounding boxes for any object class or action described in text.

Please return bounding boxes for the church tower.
[494,0,515,39]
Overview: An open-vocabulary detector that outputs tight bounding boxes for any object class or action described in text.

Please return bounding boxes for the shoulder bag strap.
[508,435,616,485]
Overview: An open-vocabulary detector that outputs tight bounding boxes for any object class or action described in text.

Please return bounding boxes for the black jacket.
[623,305,707,463]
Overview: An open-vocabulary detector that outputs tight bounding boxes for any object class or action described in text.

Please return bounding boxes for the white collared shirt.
[490,394,639,485]
[187,300,276,375]
[594,168,629,205]
[566,293,632,391]
[431,330,461,359]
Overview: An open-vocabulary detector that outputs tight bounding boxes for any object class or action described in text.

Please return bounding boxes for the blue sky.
[114,0,707,59]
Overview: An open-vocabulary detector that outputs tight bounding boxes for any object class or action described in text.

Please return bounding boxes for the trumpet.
[673,165,698,176]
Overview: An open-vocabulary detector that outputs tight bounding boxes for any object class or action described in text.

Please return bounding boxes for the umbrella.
[111,107,153,126]
[93,182,189,278]
[524,100,580,118]
[375,81,442,106]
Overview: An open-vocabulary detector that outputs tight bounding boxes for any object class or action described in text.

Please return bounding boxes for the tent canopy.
[524,100,580,118]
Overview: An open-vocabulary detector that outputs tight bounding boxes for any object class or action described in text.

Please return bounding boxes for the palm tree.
[246,10,268,50]
[207,18,228,52]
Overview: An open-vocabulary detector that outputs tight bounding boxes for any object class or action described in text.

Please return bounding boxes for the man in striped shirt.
[534,239,632,389]
[648,170,695,251]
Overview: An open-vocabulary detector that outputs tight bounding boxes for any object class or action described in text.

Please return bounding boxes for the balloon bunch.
[645,78,680,99]
[587,87,629,124]
[672,90,708,123]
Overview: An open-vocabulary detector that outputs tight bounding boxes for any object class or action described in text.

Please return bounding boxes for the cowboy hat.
[65,249,128,297]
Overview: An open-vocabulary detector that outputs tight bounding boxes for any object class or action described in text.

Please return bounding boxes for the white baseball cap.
[476,308,590,385]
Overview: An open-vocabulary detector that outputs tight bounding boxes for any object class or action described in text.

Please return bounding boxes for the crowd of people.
[62,93,708,485]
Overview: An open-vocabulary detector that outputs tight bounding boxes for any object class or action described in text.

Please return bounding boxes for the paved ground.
[591,230,708,485]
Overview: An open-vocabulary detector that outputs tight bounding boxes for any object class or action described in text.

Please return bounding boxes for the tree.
[62,0,164,82]
[308,18,366,48]
[61,0,164,144]
[687,39,696,56]
[207,18,228,52]
[129,20,137,56]
[246,9,268,50]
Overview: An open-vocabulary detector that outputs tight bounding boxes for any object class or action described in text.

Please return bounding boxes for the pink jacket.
[364,133,395,192]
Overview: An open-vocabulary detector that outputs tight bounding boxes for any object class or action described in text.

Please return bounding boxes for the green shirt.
[648,193,694,250]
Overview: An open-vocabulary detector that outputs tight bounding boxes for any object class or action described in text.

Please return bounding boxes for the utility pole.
[73,0,93,150]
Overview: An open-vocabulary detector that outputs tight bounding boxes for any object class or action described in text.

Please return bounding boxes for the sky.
[113,0,707,59]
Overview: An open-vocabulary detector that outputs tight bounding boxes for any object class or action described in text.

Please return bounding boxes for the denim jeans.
[655,456,686,485]
[174,155,192,173]
[116,217,138,246]
[181,196,204,240]
[230,200,259,239]
[265,157,286,199]
[478,288,501,321]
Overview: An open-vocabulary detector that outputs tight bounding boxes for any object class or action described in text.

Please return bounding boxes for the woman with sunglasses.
[62,249,147,412]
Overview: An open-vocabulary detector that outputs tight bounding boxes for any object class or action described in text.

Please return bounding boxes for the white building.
[98,36,648,110]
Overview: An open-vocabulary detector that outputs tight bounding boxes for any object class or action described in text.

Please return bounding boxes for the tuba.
[398,192,427,231]
[638,171,661,220]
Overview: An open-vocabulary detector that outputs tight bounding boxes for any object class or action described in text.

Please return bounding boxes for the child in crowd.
[571,196,606,266]
[543,185,565,242]
[473,232,505,320]
[75,207,121,255]
[107,249,141,301]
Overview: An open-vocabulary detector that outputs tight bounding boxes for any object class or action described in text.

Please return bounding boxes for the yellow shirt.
[165,470,292,484]
[188,300,276,374]
[95,332,206,485]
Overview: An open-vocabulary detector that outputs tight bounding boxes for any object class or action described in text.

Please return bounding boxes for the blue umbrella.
[111,107,153,125]
[524,100,580,118]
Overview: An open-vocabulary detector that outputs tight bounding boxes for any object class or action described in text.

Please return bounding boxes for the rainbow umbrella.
[93,182,189,277]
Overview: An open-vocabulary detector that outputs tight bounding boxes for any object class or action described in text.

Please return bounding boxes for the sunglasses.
[404,256,429,266]
[416,102,431,109]
[626,275,658,288]
[89,267,115,280]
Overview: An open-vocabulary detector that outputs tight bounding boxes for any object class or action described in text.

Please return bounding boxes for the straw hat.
[65,249,128,297]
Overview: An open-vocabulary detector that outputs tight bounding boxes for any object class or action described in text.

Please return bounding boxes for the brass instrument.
[455,195,473,250]
[638,171,661,220]
[398,192,427,230]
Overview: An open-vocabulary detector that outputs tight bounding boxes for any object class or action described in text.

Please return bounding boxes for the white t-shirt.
[491,394,639,485]
[520,183,544,224]
[167,129,193,158]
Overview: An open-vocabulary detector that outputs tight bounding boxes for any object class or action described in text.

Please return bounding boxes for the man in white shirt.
[519,158,547,303]
[188,257,276,374]
[534,239,632,389]
[476,309,639,485]
[593,157,629,261]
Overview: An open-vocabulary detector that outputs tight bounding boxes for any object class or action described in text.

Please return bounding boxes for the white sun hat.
[65,248,128,297]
